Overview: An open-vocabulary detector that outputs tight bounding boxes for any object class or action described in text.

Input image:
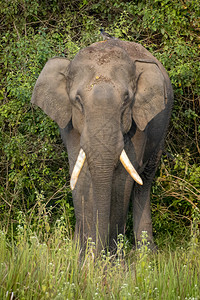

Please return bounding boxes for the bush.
[0,0,199,244]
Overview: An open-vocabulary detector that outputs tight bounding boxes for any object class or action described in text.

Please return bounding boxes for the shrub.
[0,0,199,244]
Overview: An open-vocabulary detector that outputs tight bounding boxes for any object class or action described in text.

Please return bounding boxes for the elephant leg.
[132,149,163,250]
[60,125,94,250]
[132,182,154,247]
[73,163,94,242]
[109,165,133,252]
[109,138,137,252]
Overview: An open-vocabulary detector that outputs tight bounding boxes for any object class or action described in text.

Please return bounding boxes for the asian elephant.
[31,39,173,253]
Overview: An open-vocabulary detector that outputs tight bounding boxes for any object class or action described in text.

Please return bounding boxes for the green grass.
[1,217,200,300]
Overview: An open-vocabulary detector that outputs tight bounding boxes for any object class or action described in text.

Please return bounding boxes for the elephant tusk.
[120,150,143,185]
[70,148,86,190]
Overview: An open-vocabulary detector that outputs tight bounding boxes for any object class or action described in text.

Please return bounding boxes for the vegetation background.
[1,0,200,253]
[0,0,200,299]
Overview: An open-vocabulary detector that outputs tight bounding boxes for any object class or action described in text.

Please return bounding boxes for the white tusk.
[70,149,86,190]
[120,150,143,185]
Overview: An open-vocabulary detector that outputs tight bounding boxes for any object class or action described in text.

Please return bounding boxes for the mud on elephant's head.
[31,40,167,190]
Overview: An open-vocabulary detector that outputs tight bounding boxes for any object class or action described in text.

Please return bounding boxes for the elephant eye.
[122,93,129,107]
[75,95,81,102]
[75,94,84,112]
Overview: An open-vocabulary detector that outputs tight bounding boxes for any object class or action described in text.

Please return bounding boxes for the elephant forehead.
[91,83,117,107]
[87,63,134,90]
[69,63,126,92]
[84,85,125,114]
[86,75,114,91]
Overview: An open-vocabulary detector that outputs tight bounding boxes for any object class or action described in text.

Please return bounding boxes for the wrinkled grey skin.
[31,40,173,253]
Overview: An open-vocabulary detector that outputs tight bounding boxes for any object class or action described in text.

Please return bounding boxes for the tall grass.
[0,214,200,300]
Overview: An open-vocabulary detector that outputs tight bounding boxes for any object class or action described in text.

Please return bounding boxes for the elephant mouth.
[70,149,143,190]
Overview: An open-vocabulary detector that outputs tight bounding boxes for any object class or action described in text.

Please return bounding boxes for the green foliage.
[0,219,200,299]
[0,0,200,245]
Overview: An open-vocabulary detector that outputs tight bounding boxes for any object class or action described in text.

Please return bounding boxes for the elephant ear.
[132,61,167,131]
[31,57,71,129]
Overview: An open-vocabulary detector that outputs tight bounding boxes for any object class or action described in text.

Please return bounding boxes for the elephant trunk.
[89,162,113,252]
[81,115,124,252]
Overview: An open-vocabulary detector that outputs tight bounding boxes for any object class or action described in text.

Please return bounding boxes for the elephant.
[31,39,173,254]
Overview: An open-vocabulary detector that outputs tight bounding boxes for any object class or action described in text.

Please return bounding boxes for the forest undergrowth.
[0,1,200,297]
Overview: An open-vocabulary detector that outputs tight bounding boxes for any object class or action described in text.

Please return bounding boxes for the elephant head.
[31,40,168,251]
